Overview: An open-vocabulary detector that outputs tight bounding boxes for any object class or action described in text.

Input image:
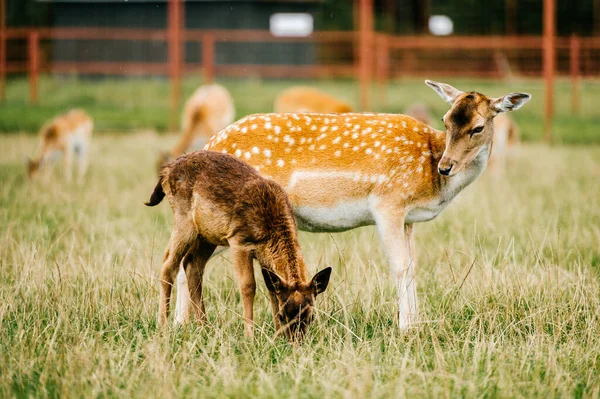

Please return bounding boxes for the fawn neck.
[255,225,308,284]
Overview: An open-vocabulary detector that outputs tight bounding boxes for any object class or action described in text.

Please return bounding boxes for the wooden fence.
[1,27,599,133]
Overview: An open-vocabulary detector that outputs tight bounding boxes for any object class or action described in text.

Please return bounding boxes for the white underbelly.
[294,198,375,233]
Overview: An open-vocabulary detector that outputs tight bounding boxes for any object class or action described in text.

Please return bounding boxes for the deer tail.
[145,175,165,206]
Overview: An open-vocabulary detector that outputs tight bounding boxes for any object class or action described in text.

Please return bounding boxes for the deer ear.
[491,93,531,113]
[262,268,285,294]
[310,267,332,295]
[425,80,464,104]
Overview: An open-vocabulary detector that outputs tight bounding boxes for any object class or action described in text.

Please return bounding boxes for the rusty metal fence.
[1,0,599,138]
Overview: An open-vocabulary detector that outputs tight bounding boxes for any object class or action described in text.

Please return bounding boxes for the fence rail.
[1,27,599,130]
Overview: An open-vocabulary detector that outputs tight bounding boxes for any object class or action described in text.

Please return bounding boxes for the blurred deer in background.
[274,86,353,114]
[404,103,433,126]
[487,113,520,173]
[197,80,530,330]
[146,150,331,340]
[156,84,235,171]
[27,108,93,184]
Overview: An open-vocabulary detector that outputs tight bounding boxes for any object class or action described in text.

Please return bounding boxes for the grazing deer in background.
[145,150,331,340]
[156,83,235,171]
[27,108,93,183]
[194,80,531,330]
[404,103,433,126]
[487,112,520,173]
[274,86,353,114]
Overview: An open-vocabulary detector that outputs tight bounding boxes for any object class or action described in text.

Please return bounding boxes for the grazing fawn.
[157,83,235,171]
[146,150,331,339]
[197,80,531,330]
[274,86,353,113]
[27,108,93,183]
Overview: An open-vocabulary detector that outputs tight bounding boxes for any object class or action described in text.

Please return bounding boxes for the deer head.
[262,267,332,340]
[425,80,531,177]
[26,157,40,179]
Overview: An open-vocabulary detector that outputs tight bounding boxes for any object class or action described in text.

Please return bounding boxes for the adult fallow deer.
[197,80,531,330]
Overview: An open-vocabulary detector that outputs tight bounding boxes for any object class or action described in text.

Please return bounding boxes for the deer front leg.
[174,261,191,325]
[404,223,418,324]
[230,243,256,338]
[76,145,90,185]
[158,229,192,327]
[63,148,74,183]
[373,207,417,330]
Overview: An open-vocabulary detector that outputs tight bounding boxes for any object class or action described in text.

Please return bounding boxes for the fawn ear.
[490,93,532,113]
[262,268,285,294]
[425,80,464,104]
[310,267,332,295]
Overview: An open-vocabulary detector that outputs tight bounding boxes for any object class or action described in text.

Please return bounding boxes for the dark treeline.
[5,0,598,37]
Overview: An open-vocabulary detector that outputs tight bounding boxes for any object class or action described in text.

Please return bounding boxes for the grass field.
[1,76,600,143]
[1,126,600,397]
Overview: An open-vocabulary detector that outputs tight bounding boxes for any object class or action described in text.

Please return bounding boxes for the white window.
[270,13,314,37]
[429,15,454,36]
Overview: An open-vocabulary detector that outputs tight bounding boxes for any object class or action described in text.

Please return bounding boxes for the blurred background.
[0,0,598,142]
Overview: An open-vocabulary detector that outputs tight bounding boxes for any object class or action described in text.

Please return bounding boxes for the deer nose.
[438,164,453,176]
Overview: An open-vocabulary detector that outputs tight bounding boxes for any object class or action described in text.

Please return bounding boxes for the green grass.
[1,75,599,144]
[1,131,600,397]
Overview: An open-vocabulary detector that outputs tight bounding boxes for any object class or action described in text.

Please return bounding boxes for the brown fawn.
[27,108,93,183]
[195,80,531,330]
[274,86,353,113]
[146,150,331,339]
[157,83,235,171]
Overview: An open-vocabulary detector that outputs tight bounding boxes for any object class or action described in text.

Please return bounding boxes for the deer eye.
[471,126,484,135]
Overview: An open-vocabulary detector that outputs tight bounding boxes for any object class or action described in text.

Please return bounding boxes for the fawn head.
[425,80,531,177]
[262,267,332,340]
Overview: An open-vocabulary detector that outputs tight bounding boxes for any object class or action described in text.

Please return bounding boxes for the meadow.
[1,76,600,143]
[1,77,600,398]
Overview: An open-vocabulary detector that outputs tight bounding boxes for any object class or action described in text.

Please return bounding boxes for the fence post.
[543,0,555,143]
[358,0,373,111]
[29,31,39,105]
[202,33,214,84]
[0,0,6,102]
[168,0,183,131]
[376,34,389,109]
[570,34,580,115]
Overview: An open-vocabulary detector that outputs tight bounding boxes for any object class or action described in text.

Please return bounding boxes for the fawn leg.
[230,243,256,337]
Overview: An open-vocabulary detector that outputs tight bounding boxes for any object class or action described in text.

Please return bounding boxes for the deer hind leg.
[230,242,256,338]
[76,143,90,184]
[63,147,74,183]
[158,226,193,327]
[179,239,216,324]
[373,206,417,330]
